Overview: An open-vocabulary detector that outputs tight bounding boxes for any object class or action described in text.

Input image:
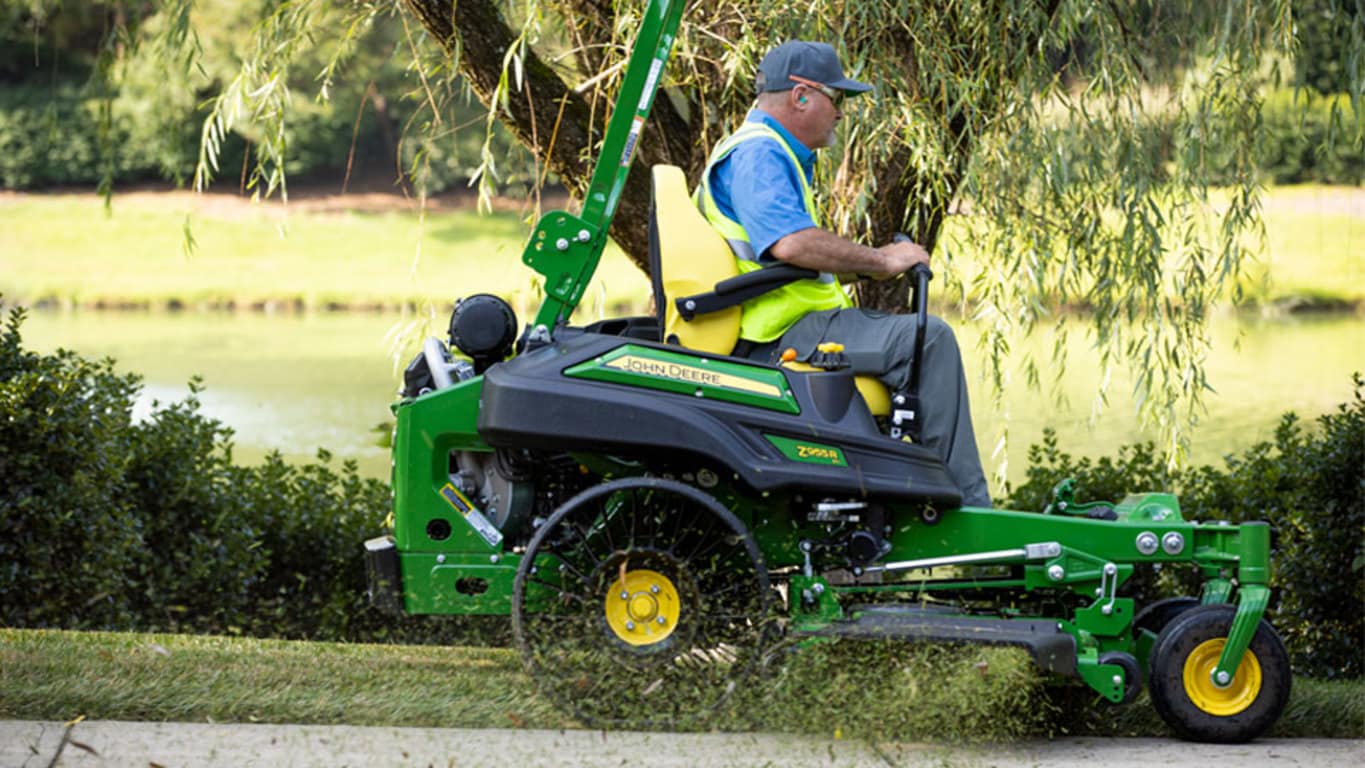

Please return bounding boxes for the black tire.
[1098,650,1143,705]
[1135,596,1201,637]
[1148,604,1291,743]
[512,477,771,728]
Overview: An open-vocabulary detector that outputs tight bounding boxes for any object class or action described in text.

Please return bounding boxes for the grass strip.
[3,629,1360,740]
[0,628,570,730]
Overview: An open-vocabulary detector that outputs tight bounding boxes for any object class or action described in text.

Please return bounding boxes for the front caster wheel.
[512,477,771,728]
[1148,604,1291,743]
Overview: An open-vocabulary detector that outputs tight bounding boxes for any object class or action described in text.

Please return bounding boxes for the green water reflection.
[18,310,1364,494]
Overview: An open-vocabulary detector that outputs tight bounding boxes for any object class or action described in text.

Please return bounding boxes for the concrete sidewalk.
[4,720,1362,767]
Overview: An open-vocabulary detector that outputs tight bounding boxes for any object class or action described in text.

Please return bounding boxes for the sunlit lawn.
[1252,184,1365,304]
[1,184,1359,314]
[933,183,1364,309]
[0,192,651,316]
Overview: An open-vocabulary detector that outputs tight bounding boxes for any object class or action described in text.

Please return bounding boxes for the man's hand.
[866,239,930,280]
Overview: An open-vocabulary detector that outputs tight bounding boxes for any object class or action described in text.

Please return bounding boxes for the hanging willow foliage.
[22,0,1365,471]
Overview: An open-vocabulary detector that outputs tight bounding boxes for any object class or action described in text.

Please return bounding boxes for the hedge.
[0,301,490,645]
[2,302,1360,676]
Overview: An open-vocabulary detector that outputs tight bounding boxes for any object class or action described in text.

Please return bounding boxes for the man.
[696,40,991,507]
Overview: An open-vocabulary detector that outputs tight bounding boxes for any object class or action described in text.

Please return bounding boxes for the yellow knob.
[817,342,845,353]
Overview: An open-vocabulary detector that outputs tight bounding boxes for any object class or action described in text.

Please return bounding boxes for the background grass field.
[2,185,1360,315]
[0,191,651,317]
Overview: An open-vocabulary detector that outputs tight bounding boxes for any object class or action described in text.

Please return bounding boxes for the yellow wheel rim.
[603,568,681,647]
[1182,638,1263,716]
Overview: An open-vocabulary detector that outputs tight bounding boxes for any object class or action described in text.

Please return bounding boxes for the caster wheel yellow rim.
[1182,638,1263,716]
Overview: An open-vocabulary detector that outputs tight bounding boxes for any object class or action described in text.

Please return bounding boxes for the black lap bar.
[674,264,819,321]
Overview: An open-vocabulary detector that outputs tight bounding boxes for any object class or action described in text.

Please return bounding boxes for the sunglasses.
[789,75,845,107]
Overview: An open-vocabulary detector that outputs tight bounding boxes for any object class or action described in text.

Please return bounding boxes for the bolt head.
[620,591,630,600]
[656,616,666,625]
[1136,532,1160,555]
[555,237,570,250]
[1047,565,1066,582]
[1215,670,1231,685]
[1113,674,1123,687]
[625,621,635,631]
[650,584,660,594]
[1162,532,1186,555]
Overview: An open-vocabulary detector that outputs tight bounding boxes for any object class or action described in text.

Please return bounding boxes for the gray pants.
[749,307,991,507]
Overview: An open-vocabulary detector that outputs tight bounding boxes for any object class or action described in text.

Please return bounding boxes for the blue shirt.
[704,110,817,263]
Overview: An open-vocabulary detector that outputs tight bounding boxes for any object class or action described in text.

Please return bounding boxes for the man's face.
[793,83,843,149]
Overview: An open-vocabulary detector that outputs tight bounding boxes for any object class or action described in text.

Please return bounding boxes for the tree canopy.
[7,0,1364,471]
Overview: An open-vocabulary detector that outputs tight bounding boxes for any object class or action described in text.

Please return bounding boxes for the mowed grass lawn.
[3,628,1362,739]
[1,185,1360,314]
[0,190,652,315]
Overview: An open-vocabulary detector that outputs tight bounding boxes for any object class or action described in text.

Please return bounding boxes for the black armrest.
[675,264,819,320]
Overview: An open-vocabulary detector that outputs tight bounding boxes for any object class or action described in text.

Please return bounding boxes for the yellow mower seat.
[651,164,890,416]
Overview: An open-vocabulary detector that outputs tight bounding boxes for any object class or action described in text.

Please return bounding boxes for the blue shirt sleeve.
[709,138,817,263]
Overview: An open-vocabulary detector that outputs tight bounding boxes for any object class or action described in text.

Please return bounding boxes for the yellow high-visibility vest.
[694,123,851,343]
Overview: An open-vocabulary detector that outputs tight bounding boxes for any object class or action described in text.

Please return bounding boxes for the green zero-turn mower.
[364,0,1290,742]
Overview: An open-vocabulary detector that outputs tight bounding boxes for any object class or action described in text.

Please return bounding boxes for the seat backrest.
[650,165,741,354]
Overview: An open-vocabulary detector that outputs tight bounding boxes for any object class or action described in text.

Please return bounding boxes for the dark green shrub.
[0,301,496,644]
[1006,375,1365,679]
[0,306,145,628]
[1257,89,1364,186]
[1292,0,1360,95]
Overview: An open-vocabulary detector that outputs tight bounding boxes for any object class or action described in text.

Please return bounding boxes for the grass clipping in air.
[724,641,1052,742]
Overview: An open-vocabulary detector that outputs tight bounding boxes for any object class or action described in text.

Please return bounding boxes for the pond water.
[16,308,1365,494]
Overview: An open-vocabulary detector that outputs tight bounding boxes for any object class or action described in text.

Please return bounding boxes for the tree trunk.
[399,0,695,268]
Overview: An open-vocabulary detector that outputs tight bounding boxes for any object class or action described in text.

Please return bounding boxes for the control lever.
[889,233,933,441]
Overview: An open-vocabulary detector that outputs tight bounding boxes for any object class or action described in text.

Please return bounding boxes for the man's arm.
[768,227,929,280]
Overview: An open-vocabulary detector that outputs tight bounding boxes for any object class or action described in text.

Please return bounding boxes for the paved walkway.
[4,720,1362,767]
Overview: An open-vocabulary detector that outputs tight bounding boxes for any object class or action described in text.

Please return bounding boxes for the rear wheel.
[512,477,771,727]
[1148,604,1290,743]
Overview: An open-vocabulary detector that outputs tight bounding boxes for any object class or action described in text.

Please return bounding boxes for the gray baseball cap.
[755,41,872,96]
